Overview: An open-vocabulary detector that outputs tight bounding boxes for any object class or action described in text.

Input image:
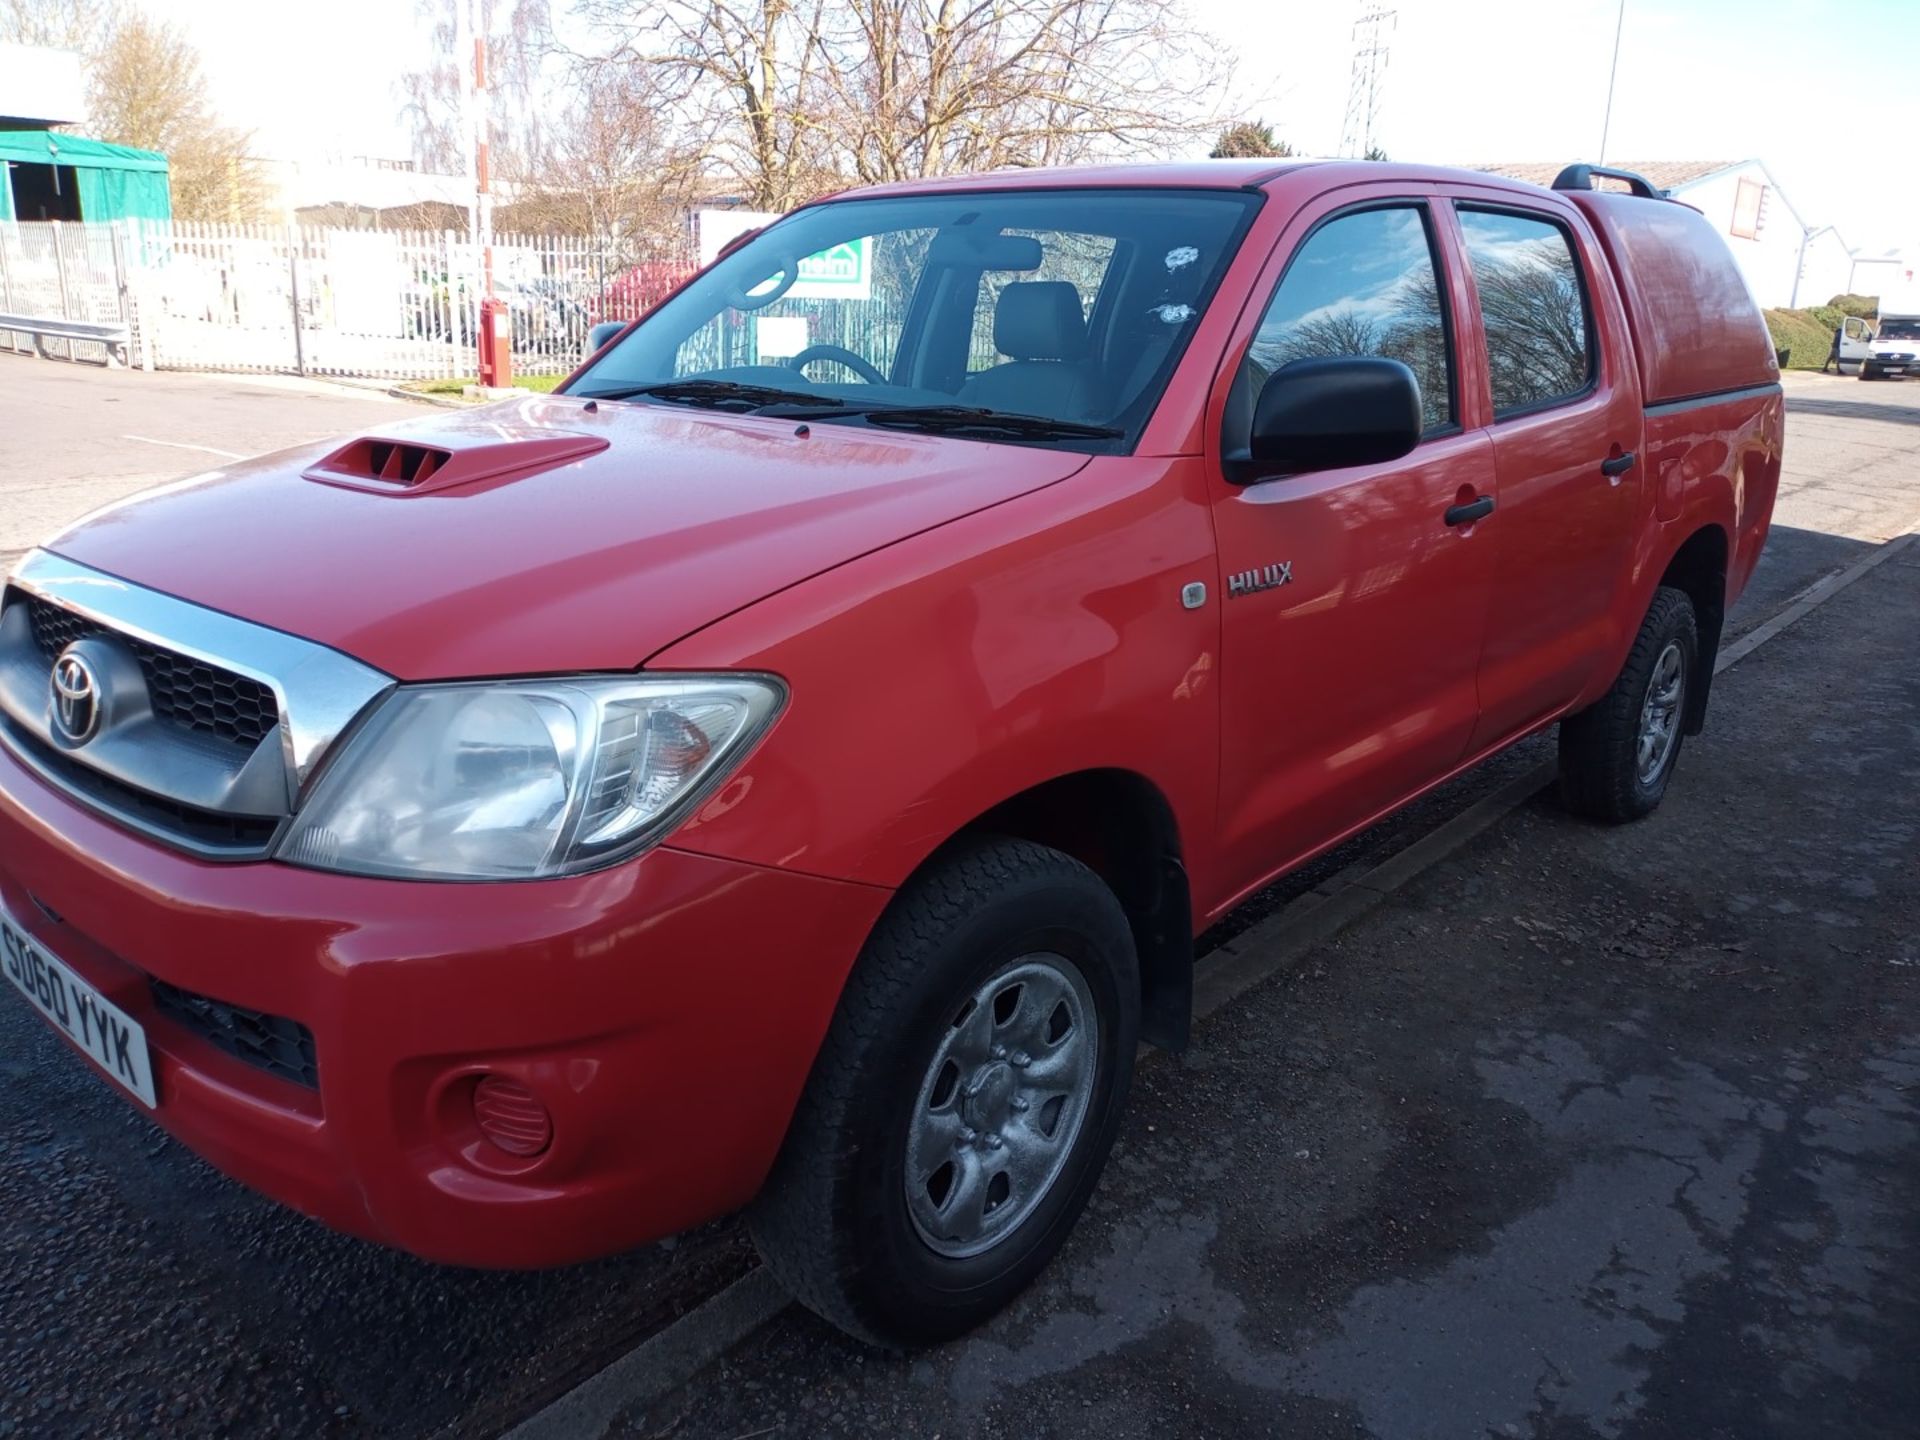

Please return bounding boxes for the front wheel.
[1558,586,1699,823]
[749,836,1139,1347]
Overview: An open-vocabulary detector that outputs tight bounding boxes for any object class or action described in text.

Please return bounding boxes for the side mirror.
[1227,356,1422,484]
[587,320,627,355]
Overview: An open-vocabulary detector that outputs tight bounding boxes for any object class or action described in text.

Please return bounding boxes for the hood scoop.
[304,429,610,496]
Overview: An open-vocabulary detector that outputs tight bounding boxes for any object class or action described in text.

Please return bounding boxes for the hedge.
[1765,307,1840,370]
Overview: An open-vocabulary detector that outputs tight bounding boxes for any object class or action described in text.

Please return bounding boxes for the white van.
[1861,311,1919,380]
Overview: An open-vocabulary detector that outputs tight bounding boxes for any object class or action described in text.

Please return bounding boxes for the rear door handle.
[1601,451,1636,477]
[1444,495,1495,527]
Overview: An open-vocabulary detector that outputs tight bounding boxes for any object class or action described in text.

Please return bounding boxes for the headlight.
[279,674,783,880]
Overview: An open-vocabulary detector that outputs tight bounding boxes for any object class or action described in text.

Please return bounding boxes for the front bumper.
[0,739,890,1267]
[1866,352,1913,373]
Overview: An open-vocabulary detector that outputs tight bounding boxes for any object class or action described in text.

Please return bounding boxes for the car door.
[1207,195,1497,905]
[1449,200,1645,753]
[1838,315,1873,372]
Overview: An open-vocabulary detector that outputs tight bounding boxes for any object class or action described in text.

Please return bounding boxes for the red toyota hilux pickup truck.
[0,160,1780,1345]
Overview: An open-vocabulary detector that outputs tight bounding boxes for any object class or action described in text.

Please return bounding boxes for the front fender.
[646,456,1225,904]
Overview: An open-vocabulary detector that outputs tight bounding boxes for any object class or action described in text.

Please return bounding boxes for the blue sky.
[156,0,1915,251]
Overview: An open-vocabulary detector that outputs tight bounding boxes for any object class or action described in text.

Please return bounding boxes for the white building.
[1479,160,1859,310]
[1846,247,1916,309]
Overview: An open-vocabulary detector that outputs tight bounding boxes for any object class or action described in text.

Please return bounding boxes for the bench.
[0,312,132,367]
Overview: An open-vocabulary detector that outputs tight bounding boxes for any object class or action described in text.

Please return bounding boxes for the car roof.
[820,159,1563,202]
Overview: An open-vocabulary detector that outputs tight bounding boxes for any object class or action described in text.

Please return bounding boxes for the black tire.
[749,836,1139,1347]
[1860,362,1880,381]
[1557,586,1699,823]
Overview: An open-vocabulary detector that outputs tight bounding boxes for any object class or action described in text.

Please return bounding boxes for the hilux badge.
[50,648,102,744]
[1227,562,1293,598]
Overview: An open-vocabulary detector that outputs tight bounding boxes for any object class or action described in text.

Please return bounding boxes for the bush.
[1825,293,1879,319]
[1765,308,1837,370]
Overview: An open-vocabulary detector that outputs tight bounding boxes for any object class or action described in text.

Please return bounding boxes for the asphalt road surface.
[0,357,408,575]
[642,538,1920,1440]
[1,359,1917,1439]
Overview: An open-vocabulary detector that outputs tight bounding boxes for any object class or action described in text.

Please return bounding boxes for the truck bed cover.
[1570,191,1779,407]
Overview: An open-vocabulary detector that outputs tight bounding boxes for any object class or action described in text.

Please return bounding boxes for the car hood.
[44,395,1090,679]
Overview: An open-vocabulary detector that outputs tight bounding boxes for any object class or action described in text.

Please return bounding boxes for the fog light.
[473,1074,553,1157]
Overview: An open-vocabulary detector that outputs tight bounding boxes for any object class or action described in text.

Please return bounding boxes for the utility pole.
[455,0,476,245]
[468,0,508,386]
[1339,4,1396,160]
[1598,0,1626,163]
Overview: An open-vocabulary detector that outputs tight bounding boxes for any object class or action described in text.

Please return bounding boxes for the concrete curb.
[384,386,469,408]
[498,527,1919,1438]
[499,1267,790,1440]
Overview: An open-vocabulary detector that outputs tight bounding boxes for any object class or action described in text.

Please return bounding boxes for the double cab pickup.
[0,159,1782,1345]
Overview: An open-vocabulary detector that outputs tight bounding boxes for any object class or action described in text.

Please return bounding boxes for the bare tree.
[86,14,272,222]
[502,68,702,252]
[821,0,1229,185]
[401,0,556,177]
[0,0,121,52]
[569,0,836,212]
[568,0,1232,209]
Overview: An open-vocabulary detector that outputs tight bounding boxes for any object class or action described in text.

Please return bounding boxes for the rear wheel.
[749,836,1139,1347]
[1558,586,1699,823]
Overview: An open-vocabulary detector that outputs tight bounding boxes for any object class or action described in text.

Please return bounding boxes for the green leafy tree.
[1211,121,1292,159]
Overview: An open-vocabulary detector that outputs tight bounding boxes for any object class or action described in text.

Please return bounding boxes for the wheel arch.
[942,768,1195,1053]
[1656,522,1729,734]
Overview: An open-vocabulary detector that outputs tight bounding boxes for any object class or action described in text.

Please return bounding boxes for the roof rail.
[1551,164,1670,199]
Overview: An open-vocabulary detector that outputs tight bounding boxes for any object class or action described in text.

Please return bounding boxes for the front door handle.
[1601,451,1637,477]
[1444,495,1495,527]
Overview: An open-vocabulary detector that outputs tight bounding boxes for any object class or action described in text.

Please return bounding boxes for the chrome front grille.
[26,596,280,751]
[0,553,394,860]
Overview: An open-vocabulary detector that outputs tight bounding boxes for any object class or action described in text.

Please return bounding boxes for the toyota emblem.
[50,647,102,744]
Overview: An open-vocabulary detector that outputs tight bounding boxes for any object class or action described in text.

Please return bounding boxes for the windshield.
[1878,318,1920,341]
[569,187,1261,449]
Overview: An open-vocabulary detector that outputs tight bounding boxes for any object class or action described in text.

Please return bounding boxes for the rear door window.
[1457,209,1594,416]
[1242,205,1455,434]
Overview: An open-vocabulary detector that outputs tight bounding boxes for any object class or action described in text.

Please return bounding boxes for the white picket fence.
[0,219,696,380]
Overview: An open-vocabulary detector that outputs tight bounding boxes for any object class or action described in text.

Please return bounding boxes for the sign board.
[790,239,871,301]
[694,208,873,304]
[696,209,776,266]
[0,44,85,127]
[754,315,810,358]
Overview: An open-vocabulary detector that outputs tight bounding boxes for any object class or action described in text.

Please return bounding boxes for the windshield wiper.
[577,379,844,411]
[853,405,1121,440]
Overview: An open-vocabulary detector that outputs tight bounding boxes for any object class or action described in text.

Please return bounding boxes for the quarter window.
[1243,206,1454,433]
[1457,209,1593,415]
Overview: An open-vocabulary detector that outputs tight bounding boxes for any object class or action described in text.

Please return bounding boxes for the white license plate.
[2,904,157,1108]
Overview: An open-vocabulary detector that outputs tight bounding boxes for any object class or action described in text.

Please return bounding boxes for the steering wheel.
[784,344,888,386]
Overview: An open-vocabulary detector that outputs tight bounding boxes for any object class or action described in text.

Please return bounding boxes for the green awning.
[0,130,171,222]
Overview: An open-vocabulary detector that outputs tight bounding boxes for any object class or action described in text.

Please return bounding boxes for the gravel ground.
[618,543,1920,1438]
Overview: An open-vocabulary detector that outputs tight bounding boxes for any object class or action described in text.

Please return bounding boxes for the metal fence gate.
[0,219,698,380]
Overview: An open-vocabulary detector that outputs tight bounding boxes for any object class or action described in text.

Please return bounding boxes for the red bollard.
[477,297,512,389]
